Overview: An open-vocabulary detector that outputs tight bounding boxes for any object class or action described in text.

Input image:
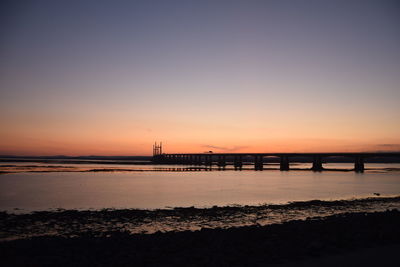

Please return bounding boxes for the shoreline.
[2,196,399,241]
[3,195,400,213]
[2,210,400,266]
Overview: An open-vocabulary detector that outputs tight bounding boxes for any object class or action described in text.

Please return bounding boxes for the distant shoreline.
[2,156,400,175]
[2,155,400,164]
[1,162,400,175]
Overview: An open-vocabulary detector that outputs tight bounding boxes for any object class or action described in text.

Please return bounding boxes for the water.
[1,163,400,239]
[1,164,399,212]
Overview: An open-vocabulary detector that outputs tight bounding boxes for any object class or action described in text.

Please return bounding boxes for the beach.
[2,209,400,266]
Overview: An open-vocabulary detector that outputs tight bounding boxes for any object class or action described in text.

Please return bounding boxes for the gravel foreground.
[1,209,400,266]
[2,196,400,239]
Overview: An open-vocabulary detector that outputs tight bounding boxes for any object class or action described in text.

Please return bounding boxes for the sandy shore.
[2,196,400,239]
[1,209,399,266]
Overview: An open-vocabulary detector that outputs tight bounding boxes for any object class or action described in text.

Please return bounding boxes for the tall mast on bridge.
[153,142,163,156]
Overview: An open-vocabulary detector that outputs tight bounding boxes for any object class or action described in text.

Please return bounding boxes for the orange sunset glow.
[1,0,399,156]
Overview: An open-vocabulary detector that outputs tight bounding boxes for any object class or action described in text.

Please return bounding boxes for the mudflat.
[1,209,399,266]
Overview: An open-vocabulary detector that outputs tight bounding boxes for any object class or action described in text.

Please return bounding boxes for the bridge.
[152,143,400,172]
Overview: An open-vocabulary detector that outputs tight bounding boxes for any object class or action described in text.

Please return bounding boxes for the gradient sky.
[1,0,400,156]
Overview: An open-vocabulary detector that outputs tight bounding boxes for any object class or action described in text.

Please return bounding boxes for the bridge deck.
[154,152,400,172]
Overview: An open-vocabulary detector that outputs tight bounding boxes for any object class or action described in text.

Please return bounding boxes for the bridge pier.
[198,155,203,165]
[280,156,289,171]
[153,154,164,163]
[234,155,243,170]
[354,156,364,172]
[254,155,263,170]
[205,155,212,166]
[195,155,201,165]
[217,155,226,169]
[312,155,323,171]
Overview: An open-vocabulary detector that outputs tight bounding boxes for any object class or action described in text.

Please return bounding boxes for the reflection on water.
[0,167,399,212]
[1,163,399,241]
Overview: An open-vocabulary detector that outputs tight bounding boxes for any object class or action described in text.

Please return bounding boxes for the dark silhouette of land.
[2,196,398,239]
[2,154,400,164]
[1,210,400,266]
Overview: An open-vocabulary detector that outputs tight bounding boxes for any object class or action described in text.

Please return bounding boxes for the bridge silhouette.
[152,143,400,172]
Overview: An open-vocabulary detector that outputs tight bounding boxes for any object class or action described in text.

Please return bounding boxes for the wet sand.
[2,196,400,240]
[1,210,399,266]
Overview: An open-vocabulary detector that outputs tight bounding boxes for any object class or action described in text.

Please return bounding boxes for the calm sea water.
[0,163,399,212]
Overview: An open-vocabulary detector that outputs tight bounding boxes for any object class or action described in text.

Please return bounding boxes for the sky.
[1,0,400,156]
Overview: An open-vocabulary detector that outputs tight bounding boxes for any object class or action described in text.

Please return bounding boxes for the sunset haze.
[1,0,399,155]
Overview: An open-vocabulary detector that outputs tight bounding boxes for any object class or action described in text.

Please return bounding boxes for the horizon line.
[2,151,400,158]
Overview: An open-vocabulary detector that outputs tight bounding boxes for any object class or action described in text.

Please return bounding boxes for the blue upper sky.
[1,0,399,155]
